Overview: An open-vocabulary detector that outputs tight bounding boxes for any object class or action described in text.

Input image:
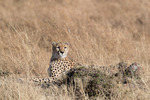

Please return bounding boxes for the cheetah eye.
[56,47,60,49]
[64,47,67,49]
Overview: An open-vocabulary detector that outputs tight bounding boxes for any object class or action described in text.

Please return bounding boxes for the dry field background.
[0,0,150,100]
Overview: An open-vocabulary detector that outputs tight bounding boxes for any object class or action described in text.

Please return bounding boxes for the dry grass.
[0,0,150,99]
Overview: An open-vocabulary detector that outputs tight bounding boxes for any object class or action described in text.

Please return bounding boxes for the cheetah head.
[52,42,69,59]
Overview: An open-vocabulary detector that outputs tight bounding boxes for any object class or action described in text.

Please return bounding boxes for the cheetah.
[30,42,76,84]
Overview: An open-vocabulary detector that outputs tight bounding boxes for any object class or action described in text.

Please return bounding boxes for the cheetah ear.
[52,42,57,46]
[65,42,69,45]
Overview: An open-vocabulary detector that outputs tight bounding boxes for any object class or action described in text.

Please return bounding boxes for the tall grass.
[0,0,150,99]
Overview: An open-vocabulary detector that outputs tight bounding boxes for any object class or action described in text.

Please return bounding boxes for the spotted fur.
[30,42,76,84]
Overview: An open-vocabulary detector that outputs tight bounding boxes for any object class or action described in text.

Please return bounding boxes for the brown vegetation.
[0,0,150,99]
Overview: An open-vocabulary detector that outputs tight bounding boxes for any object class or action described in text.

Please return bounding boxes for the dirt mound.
[39,62,142,99]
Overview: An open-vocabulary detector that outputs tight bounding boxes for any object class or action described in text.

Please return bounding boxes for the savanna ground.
[0,0,150,100]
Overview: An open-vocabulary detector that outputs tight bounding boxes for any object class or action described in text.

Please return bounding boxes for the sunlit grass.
[0,0,150,99]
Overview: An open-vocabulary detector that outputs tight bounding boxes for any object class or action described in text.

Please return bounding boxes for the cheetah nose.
[60,51,64,54]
